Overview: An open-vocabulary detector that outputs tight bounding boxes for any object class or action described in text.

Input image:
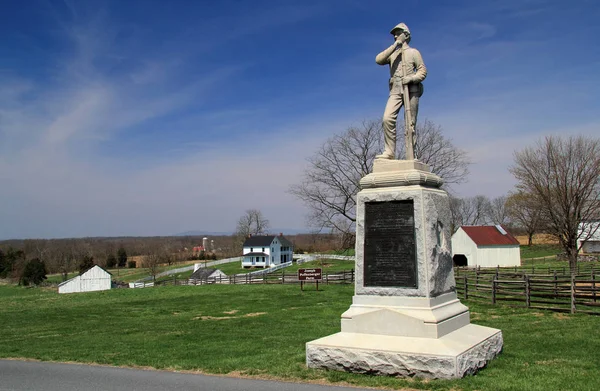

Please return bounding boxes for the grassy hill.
[1,283,599,390]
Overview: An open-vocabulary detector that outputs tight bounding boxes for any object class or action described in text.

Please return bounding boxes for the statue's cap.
[390,23,410,35]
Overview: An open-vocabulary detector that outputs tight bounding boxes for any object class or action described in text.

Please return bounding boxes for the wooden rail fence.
[455,266,600,315]
[149,269,355,288]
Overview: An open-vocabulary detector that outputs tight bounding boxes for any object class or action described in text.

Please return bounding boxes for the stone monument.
[305,23,503,379]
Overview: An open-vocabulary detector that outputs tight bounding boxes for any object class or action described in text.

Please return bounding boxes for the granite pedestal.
[306,160,502,379]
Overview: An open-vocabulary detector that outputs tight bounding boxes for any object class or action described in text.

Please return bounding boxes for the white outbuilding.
[578,221,600,254]
[58,265,112,294]
[189,267,227,283]
[451,225,521,268]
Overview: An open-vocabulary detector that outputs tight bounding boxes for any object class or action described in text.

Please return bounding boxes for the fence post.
[282,271,285,284]
[554,270,558,299]
[593,271,597,303]
[263,272,266,284]
[351,269,355,282]
[492,278,496,305]
[476,268,480,290]
[464,275,468,300]
[570,274,576,314]
[525,275,530,308]
[496,265,499,280]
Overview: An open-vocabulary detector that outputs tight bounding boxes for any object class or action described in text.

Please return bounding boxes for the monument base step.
[306,324,503,379]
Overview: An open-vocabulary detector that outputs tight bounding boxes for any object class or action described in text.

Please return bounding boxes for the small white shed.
[58,265,112,294]
[452,225,521,268]
[578,221,600,254]
[189,267,226,282]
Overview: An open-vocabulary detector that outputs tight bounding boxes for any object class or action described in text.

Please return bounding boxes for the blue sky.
[1,0,599,239]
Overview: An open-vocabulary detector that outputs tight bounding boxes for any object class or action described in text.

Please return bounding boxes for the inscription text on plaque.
[364,200,417,288]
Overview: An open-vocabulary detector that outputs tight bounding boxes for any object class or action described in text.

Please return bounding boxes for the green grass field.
[1,283,599,390]
[520,243,562,260]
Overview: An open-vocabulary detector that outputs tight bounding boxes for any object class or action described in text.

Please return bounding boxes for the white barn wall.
[476,246,520,267]
[58,266,111,294]
[58,275,81,294]
[451,228,478,266]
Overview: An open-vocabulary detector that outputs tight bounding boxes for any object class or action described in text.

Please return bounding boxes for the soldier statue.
[375,23,427,160]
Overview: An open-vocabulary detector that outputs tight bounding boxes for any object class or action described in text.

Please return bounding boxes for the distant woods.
[0,233,346,282]
[0,236,226,282]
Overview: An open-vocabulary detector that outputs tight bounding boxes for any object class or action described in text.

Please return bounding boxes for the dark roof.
[190,268,221,279]
[460,225,520,246]
[243,252,269,257]
[278,235,294,247]
[243,235,276,246]
[242,235,294,247]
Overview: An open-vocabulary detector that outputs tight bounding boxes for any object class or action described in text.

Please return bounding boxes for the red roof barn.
[451,225,521,268]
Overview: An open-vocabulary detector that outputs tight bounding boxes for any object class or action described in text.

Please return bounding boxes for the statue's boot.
[375,151,395,159]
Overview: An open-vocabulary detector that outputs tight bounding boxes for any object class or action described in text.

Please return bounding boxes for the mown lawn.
[520,243,562,259]
[1,283,599,390]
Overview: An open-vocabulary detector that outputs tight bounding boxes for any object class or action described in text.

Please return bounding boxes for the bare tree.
[486,195,510,226]
[23,240,49,263]
[142,243,171,281]
[505,191,542,246]
[510,135,600,271]
[448,195,490,233]
[289,119,470,235]
[411,120,471,185]
[234,209,270,252]
[49,240,83,281]
[143,252,162,281]
[236,209,270,237]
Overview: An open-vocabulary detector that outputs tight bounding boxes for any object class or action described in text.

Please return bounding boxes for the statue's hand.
[400,76,414,85]
[395,33,407,45]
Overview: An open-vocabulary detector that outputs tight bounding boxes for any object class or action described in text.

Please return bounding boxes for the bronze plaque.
[364,200,417,288]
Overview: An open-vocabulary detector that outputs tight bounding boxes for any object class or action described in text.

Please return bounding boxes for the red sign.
[298,268,322,281]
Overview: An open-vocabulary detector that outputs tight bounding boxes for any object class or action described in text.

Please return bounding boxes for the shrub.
[20,258,47,286]
[128,261,136,268]
[106,254,117,268]
[117,247,128,267]
[79,256,94,274]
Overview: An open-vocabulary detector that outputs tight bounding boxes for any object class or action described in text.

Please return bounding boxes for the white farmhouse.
[241,234,294,268]
[578,221,600,253]
[58,265,112,294]
[451,225,521,268]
